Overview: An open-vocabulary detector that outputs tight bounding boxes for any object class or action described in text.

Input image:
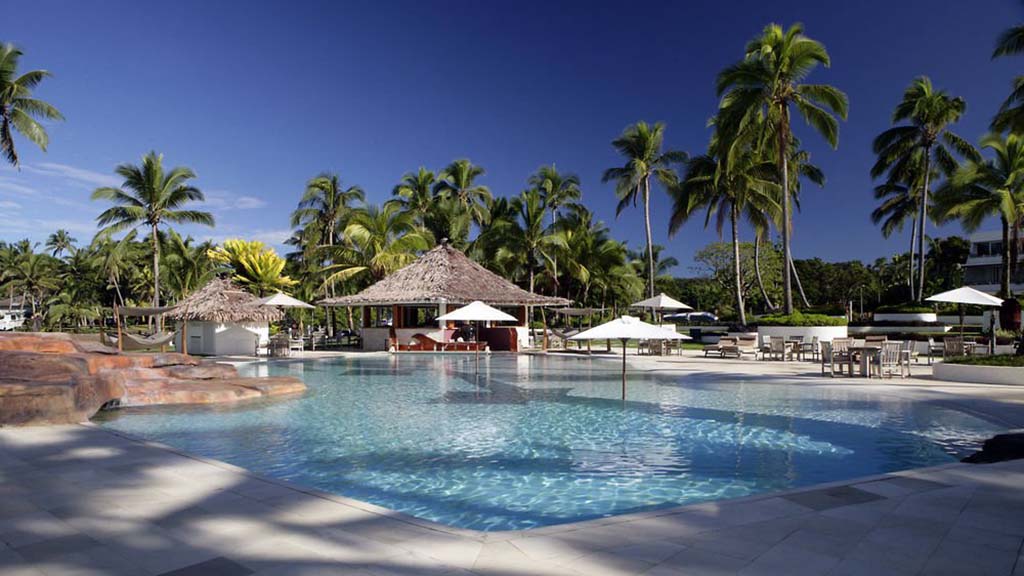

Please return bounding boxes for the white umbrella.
[631,293,694,311]
[257,292,315,309]
[436,301,517,367]
[926,287,1004,340]
[436,300,517,322]
[571,315,690,400]
[926,287,1004,307]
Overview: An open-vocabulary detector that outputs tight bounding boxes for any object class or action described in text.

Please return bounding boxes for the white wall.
[176,321,267,356]
[874,312,937,322]
[758,326,849,342]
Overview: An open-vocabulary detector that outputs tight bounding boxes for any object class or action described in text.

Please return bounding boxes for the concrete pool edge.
[80,421,1017,543]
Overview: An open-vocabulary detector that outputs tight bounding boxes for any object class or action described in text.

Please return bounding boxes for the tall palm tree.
[716,23,848,313]
[163,229,214,300]
[45,229,76,258]
[933,133,1024,298]
[0,43,63,167]
[91,152,214,310]
[529,164,581,295]
[3,251,59,322]
[434,159,492,235]
[670,136,779,325]
[324,202,431,285]
[992,23,1024,132]
[871,157,933,300]
[602,121,687,297]
[291,173,364,335]
[871,77,979,300]
[291,173,365,252]
[492,189,566,294]
[392,167,437,224]
[92,229,140,307]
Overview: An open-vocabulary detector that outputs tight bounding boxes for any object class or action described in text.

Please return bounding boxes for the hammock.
[101,331,176,351]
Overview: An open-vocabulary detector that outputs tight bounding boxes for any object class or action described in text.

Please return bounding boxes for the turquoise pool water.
[95,355,1002,531]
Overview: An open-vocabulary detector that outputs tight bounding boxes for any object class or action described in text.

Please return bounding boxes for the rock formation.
[0,332,305,426]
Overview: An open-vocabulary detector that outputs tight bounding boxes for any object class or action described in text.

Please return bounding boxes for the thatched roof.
[320,244,571,307]
[166,278,283,323]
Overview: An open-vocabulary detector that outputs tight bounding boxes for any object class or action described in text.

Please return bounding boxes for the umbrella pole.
[960,304,965,337]
[621,338,627,401]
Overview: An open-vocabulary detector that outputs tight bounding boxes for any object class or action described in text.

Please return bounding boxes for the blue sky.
[2,1,1020,276]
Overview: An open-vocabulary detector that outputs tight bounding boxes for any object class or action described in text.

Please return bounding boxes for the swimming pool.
[95,354,1002,531]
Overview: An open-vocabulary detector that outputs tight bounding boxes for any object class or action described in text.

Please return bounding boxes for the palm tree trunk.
[151,223,160,329]
[1001,216,1011,298]
[790,256,811,308]
[754,233,774,311]
[917,148,932,302]
[731,206,746,326]
[779,124,794,314]
[642,177,655,298]
[908,215,917,301]
[326,227,335,338]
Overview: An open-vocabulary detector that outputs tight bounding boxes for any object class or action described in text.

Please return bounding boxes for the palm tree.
[392,167,437,223]
[0,43,63,167]
[91,152,214,311]
[324,202,431,285]
[92,229,140,307]
[992,23,1024,132]
[490,189,566,294]
[716,23,848,313]
[291,173,365,252]
[528,164,581,294]
[871,77,979,300]
[208,239,298,296]
[163,229,214,300]
[435,159,492,234]
[871,157,933,300]
[3,251,60,324]
[934,133,1024,298]
[602,121,687,298]
[45,229,76,258]
[670,136,779,325]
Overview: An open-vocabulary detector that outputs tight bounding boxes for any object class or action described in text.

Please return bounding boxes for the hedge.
[874,304,934,314]
[754,312,848,327]
[945,355,1024,367]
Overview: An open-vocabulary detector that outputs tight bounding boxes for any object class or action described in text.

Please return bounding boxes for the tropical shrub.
[944,355,1024,367]
[208,239,297,296]
[874,303,934,313]
[754,312,847,327]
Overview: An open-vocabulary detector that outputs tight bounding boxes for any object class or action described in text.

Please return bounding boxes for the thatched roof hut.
[319,244,571,307]
[166,278,283,323]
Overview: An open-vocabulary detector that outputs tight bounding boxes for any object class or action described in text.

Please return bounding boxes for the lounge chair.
[872,341,908,378]
[723,336,759,359]
[704,337,736,358]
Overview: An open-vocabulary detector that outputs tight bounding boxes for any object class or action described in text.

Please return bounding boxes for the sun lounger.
[722,336,759,359]
[703,337,736,357]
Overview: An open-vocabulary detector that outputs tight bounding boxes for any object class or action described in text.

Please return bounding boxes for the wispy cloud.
[0,178,42,197]
[0,200,21,210]
[201,190,269,211]
[24,162,122,188]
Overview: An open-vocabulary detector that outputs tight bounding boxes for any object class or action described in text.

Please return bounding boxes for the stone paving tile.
[14,534,103,563]
[918,539,1020,576]
[781,485,884,512]
[943,524,1024,552]
[655,546,750,575]
[0,511,80,548]
[561,549,655,576]
[158,556,255,576]
[735,541,841,576]
[603,541,689,565]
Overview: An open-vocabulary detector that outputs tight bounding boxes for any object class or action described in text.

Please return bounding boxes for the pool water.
[95,355,1002,531]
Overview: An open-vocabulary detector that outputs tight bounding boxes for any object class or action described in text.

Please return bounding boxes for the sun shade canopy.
[926,287,1004,307]
[571,315,690,341]
[258,292,315,309]
[630,293,694,311]
[436,301,518,322]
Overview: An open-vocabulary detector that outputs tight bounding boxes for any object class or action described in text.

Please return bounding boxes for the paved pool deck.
[3,353,1024,575]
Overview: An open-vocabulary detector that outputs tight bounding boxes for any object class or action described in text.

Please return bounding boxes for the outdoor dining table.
[847,345,882,377]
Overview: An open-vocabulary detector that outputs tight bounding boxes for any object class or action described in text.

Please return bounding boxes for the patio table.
[848,345,881,377]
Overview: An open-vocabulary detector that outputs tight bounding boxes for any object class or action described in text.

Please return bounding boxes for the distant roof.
[166,278,284,323]
[320,243,571,307]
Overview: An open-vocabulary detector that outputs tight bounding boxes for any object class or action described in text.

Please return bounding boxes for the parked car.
[666,311,719,324]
